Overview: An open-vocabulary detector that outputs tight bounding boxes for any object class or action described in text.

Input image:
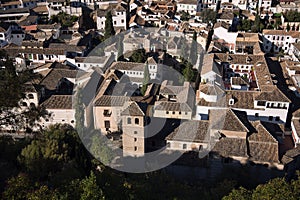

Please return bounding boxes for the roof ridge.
[229,109,249,132]
[255,122,278,143]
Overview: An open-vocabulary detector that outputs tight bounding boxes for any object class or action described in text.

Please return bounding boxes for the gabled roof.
[209,109,250,133]
[39,68,77,90]
[249,121,278,143]
[121,102,146,116]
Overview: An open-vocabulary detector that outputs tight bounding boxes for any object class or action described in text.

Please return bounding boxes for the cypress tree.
[104,11,115,39]
[141,61,150,95]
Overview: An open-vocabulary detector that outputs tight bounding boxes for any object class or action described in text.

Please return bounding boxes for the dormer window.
[229,98,234,105]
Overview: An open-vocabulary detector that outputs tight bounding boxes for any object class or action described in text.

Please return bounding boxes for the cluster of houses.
[1,0,300,171]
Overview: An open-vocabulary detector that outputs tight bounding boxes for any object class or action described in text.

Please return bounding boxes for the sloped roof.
[39,68,77,90]
[254,87,291,102]
[41,95,73,109]
[166,120,210,143]
[121,101,145,116]
[94,95,129,107]
[209,109,250,132]
[212,137,248,157]
[154,101,192,112]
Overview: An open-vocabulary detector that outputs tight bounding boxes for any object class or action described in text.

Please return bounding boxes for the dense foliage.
[200,9,217,24]
[284,11,300,22]
[223,173,300,200]
[51,12,78,27]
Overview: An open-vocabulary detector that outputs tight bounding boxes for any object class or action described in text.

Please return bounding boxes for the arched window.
[127,118,131,124]
[22,102,27,107]
[28,93,34,99]
[135,118,139,125]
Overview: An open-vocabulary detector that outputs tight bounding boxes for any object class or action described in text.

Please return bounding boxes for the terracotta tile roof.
[213,21,230,29]
[282,146,300,165]
[166,120,210,143]
[254,87,291,102]
[249,142,279,163]
[199,83,225,96]
[214,53,265,65]
[32,5,48,13]
[292,119,300,138]
[263,29,300,38]
[121,102,146,116]
[209,109,250,132]
[39,68,77,90]
[110,61,145,71]
[212,137,248,157]
[154,102,193,112]
[41,95,73,109]
[219,11,234,20]
[177,0,197,5]
[94,95,129,107]
[249,121,278,143]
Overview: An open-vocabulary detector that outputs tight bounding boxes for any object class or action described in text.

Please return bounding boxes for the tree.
[104,11,115,39]
[117,35,124,61]
[80,171,104,200]
[75,88,85,136]
[181,11,190,21]
[183,62,194,82]
[2,174,33,200]
[200,9,217,24]
[189,31,198,65]
[238,19,252,32]
[51,12,78,27]
[18,124,90,180]
[222,187,252,200]
[130,49,147,63]
[0,50,47,131]
[141,62,150,95]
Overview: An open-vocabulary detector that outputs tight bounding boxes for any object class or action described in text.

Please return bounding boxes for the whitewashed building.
[177,0,198,16]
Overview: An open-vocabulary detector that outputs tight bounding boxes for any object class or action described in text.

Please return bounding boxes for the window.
[183,144,187,149]
[127,118,131,124]
[30,103,35,107]
[172,111,175,114]
[257,101,266,106]
[22,102,27,107]
[134,131,138,134]
[104,120,110,128]
[255,113,259,117]
[134,138,137,142]
[275,116,280,121]
[134,146,137,151]
[179,111,181,115]
[28,93,34,99]
[167,142,170,148]
[121,19,124,23]
[166,111,169,114]
[268,116,273,121]
[71,120,74,123]
[135,118,139,125]
[114,21,116,25]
